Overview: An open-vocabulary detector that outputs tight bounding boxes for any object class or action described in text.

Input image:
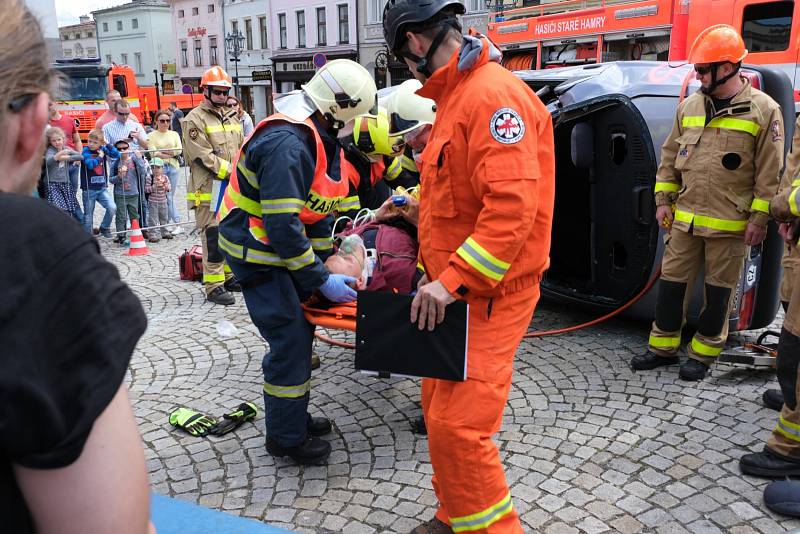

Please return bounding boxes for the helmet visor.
[391,111,420,136]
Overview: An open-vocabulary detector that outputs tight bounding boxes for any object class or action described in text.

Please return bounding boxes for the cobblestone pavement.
[95,175,800,533]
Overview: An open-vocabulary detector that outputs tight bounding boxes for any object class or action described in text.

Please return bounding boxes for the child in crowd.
[144,158,173,243]
[44,127,84,222]
[110,139,147,246]
[81,128,119,237]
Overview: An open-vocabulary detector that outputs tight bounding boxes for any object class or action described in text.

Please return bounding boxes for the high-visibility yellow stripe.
[649,335,681,349]
[751,198,770,214]
[261,197,305,215]
[187,192,212,201]
[237,162,258,189]
[450,493,514,532]
[310,237,333,251]
[217,159,230,179]
[674,210,747,232]
[690,337,722,357]
[417,262,425,272]
[776,416,800,443]
[226,187,261,217]
[682,116,705,128]
[337,196,361,211]
[205,123,243,134]
[385,158,403,181]
[223,263,232,274]
[655,182,680,193]
[284,247,315,271]
[219,235,285,267]
[790,187,800,217]
[203,272,225,283]
[249,225,268,243]
[263,380,310,398]
[707,117,761,136]
[306,190,342,215]
[792,179,800,187]
[456,237,510,282]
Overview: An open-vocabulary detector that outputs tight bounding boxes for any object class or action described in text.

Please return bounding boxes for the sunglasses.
[8,93,37,112]
[694,65,713,76]
[117,111,130,116]
[157,118,170,123]
[211,89,230,96]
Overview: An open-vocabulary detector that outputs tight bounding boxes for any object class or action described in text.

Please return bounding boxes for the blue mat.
[151,494,293,533]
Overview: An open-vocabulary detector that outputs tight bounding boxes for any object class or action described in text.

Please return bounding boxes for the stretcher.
[716,331,779,370]
[302,300,358,332]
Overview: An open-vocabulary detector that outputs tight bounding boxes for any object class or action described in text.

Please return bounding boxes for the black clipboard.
[355,291,468,381]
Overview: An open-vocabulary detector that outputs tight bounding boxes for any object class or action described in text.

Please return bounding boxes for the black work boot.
[679,358,709,381]
[411,415,427,435]
[740,448,800,478]
[409,517,454,534]
[207,286,235,306]
[266,436,331,465]
[307,415,332,436]
[311,354,321,370]
[224,277,242,292]
[763,389,785,411]
[630,351,679,370]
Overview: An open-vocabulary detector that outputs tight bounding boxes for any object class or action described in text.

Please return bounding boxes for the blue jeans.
[69,164,84,224]
[165,164,180,223]
[82,187,117,232]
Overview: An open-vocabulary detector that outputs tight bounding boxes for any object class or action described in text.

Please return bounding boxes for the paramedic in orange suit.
[383,1,555,532]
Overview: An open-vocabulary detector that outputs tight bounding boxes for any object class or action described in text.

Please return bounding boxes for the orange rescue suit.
[416,31,555,533]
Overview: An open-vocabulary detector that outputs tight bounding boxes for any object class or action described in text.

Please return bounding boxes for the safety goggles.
[211,88,230,96]
[694,64,714,76]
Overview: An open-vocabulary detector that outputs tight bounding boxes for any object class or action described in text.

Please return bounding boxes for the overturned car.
[515,61,796,330]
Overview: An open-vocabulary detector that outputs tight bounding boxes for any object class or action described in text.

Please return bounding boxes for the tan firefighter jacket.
[777,115,800,271]
[183,100,244,208]
[654,78,784,237]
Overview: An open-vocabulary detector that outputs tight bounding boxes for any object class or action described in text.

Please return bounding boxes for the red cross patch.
[490,108,525,144]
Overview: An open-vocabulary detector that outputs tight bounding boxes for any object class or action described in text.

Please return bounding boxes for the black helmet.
[383,0,465,52]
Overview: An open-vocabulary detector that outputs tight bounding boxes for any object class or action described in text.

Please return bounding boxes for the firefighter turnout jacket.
[778,115,800,302]
[654,78,783,236]
[217,113,348,292]
[183,100,243,208]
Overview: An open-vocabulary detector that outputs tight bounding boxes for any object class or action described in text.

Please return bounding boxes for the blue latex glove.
[319,274,357,303]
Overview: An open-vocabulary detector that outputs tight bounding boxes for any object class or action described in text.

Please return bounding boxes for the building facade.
[59,16,99,59]
[222,0,273,122]
[168,0,225,93]
[270,0,358,93]
[94,0,176,85]
[26,0,60,59]
[357,0,489,87]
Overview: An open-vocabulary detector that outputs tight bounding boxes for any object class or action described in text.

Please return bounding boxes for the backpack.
[179,245,203,281]
[339,220,419,294]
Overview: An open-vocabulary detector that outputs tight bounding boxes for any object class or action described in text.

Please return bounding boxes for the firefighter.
[183,66,244,306]
[739,170,800,477]
[338,107,404,219]
[763,114,800,412]
[217,60,377,465]
[384,1,555,532]
[387,78,436,163]
[630,24,784,381]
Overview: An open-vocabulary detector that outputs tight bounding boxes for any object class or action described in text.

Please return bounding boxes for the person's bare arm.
[14,385,151,534]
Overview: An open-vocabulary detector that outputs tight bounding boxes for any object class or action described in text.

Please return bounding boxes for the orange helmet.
[688,24,747,65]
[200,66,233,89]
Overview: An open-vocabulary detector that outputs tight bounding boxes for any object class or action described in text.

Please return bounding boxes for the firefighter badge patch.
[772,120,782,142]
[189,128,200,141]
[490,108,525,144]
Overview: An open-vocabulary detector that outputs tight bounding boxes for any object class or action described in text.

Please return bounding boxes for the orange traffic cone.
[127,219,150,256]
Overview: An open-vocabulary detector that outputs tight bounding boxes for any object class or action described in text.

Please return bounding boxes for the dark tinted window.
[742,1,793,52]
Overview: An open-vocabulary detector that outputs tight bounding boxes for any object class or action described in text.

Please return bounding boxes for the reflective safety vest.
[385,153,418,182]
[218,113,350,247]
[339,158,385,213]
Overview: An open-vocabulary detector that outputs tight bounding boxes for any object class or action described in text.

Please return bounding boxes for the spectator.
[144,157,172,242]
[81,128,118,237]
[48,100,83,203]
[102,100,149,150]
[95,89,139,130]
[148,109,183,233]
[43,127,83,222]
[110,139,147,246]
[226,95,254,138]
[169,101,184,140]
[0,1,152,533]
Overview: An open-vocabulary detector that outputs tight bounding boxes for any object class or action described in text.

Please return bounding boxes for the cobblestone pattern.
[92,173,800,533]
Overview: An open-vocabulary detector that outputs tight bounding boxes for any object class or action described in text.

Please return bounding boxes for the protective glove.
[319,274,357,303]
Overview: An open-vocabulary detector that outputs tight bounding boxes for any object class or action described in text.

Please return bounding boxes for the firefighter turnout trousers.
[648,229,745,365]
[423,284,539,534]
[226,260,315,448]
[195,203,232,295]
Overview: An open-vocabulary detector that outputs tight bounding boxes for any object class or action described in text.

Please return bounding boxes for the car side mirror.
[570,122,593,170]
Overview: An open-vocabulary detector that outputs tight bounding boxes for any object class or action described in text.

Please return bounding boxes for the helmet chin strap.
[398,19,457,78]
[204,87,225,107]
[701,62,740,96]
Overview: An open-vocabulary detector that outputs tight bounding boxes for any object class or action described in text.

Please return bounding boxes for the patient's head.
[325,235,368,290]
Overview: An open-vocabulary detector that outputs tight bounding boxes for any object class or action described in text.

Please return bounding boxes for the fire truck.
[52,58,204,140]
[487,0,799,107]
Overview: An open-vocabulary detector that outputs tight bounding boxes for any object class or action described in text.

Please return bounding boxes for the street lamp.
[225,30,245,97]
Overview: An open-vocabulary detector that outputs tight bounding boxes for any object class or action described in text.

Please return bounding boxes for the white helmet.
[302,60,378,129]
[387,79,436,136]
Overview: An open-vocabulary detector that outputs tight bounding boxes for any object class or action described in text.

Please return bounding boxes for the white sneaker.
[172,225,184,235]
